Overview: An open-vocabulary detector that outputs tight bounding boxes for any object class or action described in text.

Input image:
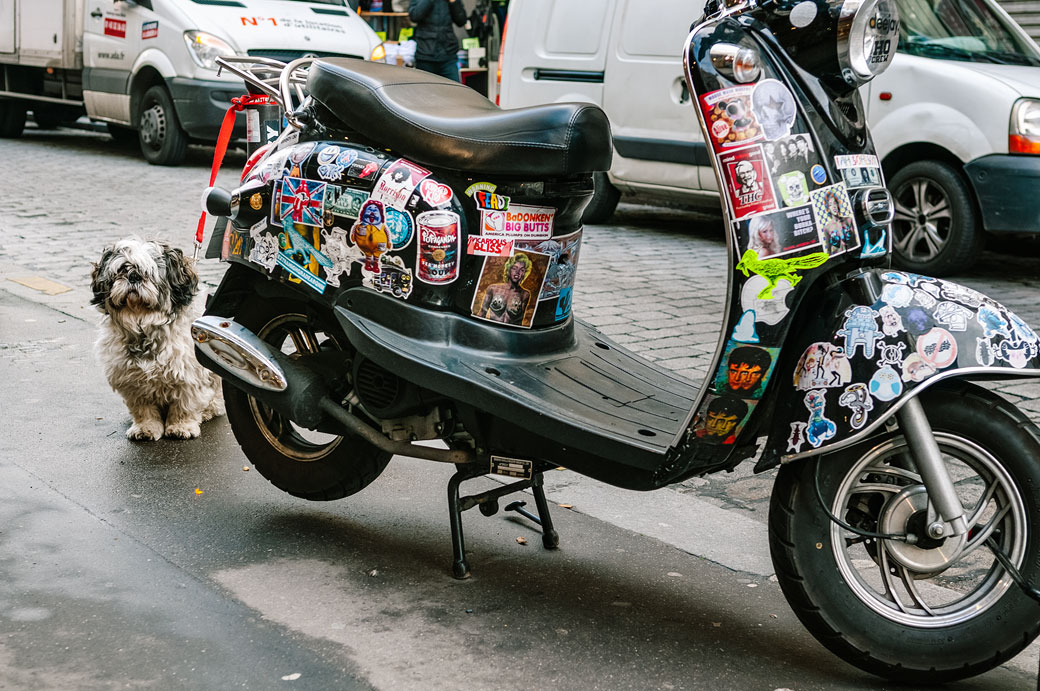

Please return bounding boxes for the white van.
[0,0,383,165]
[497,0,1040,275]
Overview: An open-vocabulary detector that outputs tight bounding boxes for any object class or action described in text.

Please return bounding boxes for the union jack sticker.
[279,177,327,228]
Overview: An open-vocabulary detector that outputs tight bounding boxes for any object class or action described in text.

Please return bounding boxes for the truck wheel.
[138,85,187,166]
[0,101,26,138]
[581,172,621,225]
[223,299,392,501]
[889,160,980,276]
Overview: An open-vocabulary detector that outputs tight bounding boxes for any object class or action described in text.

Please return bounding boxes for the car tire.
[889,159,980,276]
[137,85,187,166]
[0,101,26,138]
[581,171,621,225]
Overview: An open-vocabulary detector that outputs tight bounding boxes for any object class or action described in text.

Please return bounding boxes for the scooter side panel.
[768,269,1040,461]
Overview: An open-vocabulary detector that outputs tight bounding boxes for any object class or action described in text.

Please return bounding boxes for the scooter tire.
[768,381,1040,683]
[223,299,391,501]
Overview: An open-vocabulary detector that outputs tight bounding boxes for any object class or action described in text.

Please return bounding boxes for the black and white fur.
[91,238,223,440]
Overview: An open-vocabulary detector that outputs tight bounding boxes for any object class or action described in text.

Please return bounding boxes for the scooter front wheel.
[224,299,391,501]
[769,381,1040,683]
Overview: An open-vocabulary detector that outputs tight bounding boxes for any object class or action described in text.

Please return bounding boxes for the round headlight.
[839,0,899,84]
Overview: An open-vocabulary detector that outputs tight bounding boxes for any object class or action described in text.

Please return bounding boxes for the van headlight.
[1010,98,1040,155]
[184,31,237,70]
[838,0,899,85]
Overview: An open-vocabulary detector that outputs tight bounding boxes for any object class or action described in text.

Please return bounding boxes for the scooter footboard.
[768,269,1040,462]
[334,287,699,471]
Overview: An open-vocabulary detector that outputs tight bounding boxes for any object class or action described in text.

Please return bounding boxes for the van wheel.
[582,172,621,224]
[138,85,187,166]
[889,160,980,276]
[0,101,26,138]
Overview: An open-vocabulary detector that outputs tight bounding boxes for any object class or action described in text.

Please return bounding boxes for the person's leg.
[415,57,461,82]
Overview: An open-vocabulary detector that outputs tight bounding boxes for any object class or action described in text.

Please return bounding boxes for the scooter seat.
[307,58,613,177]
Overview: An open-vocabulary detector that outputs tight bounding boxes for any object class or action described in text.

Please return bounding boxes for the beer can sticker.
[416,210,461,284]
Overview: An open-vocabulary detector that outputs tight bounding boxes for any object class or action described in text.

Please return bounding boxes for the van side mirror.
[129,0,154,10]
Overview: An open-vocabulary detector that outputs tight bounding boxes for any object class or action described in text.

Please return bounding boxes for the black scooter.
[193,0,1040,682]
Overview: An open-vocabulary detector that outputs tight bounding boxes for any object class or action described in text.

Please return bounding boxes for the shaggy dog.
[91,238,223,440]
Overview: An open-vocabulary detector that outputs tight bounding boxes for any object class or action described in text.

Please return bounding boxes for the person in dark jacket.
[409,0,468,81]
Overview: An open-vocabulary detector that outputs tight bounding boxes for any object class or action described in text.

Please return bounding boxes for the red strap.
[195,95,273,247]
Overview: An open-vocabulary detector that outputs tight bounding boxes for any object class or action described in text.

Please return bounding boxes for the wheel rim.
[139,102,166,150]
[248,312,344,462]
[830,433,1027,628]
[891,176,953,263]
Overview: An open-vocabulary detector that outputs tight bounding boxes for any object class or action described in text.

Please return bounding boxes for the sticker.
[141,20,158,39]
[934,302,972,331]
[514,231,582,301]
[288,141,316,166]
[740,276,794,325]
[917,327,958,369]
[468,236,514,257]
[977,303,1010,339]
[751,79,797,141]
[372,160,431,210]
[840,165,882,189]
[804,389,836,448]
[790,1,818,27]
[776,171,810,207]
[838,383,873,430]
[279,177,326,227]
[881,283,913,308]
[731,310,759,343]
[835,154,881,169]
[276,221,333,293]
[419,179,454,207]
[350,199,391,274]
[480,205,555,240]
[317,164,345,181]
[793,342,852,390]
[416,210,461,284]
[764,134,815,177]
[901,353,936,382]
[904,307,933,336]
[320,227,363,287]
[326,185,368,219]
[877,305,905,337]
[939,281,985,308]
[700,85,762,149]
[364,255,413,299]
[249,193,263,210]
[470,251,551,328]
[249,233,279,271]
[555,287,573,320]
[224,227,245,260]
[735,249,829,299]
[715,343,779,398]
[787,422,808,453]
[720,145,777,219]
[810,165,827,185]
[869,365,903,401]
[279,130,300,149]
[876,342,906,368]
[810,184,858,255]
[385,207,415,249]
[465,181,497,197]
[836,306,884,359]
[860,225,887,257]
[270,179,282,227]
[913,289,937,309]
[740,205,820,259]
[693,395,757,445]
[474,191,510,211]
[352,160,380,180]
[990,339,1040,368]
[315,145,339,165]
[1009,310,1040,345]
[246,110,261,144]
[104,18,126,38]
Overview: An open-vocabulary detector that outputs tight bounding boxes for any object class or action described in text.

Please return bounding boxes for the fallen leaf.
[242,466,250,472]
[281,672,301,681]
[747,583,758,588]
[369,569,379,577]
[712,622,722,628]
[559,504,573,509]
[515,536,528,545]
[194,488,203,495]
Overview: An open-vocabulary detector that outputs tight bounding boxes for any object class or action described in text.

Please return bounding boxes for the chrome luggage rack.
[217,56,322,130]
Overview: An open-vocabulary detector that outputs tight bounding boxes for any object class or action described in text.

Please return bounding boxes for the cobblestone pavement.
[3,125,1039,527]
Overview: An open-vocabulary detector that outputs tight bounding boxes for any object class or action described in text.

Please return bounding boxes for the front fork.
[894,397,969,538]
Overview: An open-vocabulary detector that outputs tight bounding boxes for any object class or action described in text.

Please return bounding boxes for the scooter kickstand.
[447,466,480,580]
[531,473,560,550]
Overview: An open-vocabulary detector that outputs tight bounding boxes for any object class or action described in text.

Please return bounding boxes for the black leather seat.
[307,59,613,177]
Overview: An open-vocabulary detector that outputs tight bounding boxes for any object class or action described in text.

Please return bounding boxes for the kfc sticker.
[467,236,514,257]
[720,145,777,219]
[104,18,127,38]
[480,205,555,240]
[141,21,158,40]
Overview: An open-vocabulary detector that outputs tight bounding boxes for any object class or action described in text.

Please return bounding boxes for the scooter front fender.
[769,269,1040,462]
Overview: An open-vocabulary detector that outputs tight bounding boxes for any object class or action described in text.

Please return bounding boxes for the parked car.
[497,0,1040,275]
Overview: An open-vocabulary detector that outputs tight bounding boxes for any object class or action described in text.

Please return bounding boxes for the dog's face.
[91,238,198,317]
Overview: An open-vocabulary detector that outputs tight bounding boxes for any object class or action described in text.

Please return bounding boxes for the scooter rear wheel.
[224,299,391,501]
[769,381,1040,683]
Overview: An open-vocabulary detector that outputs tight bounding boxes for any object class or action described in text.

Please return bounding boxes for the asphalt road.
[1,127,1039,690]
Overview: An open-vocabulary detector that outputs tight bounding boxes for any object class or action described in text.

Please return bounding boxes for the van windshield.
[898,0,1040,66]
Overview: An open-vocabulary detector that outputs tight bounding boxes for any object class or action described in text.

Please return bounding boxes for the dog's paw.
[127,420,164,441]
[164,420,202,439]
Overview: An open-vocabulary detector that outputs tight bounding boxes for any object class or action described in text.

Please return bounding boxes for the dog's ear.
[163,246,199,311]
[90,246,116,309]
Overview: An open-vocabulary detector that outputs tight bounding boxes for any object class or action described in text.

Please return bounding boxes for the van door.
[601,0,713,196]
[82,0,144,122]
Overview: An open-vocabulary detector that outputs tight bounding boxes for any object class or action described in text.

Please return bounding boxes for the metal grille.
[246,49,364,62]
